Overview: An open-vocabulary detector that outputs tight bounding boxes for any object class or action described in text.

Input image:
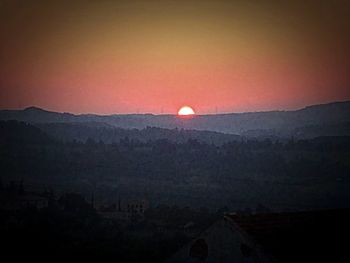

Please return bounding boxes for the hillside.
[35,122,241,145]
[1,101,350,138]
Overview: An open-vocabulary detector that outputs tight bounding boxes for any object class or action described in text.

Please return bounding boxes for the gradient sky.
[0,0,349,114]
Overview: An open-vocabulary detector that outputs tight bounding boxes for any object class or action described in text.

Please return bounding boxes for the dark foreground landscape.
[1,102,350,262]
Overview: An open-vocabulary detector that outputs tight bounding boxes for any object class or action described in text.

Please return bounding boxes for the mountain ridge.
[12,100,350,116]
[1,100,349,137]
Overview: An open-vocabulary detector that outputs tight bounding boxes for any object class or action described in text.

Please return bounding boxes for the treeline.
[35,122,240,145]
[1,120,350,210]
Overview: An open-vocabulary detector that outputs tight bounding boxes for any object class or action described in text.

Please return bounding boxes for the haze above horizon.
[1,1,349,114]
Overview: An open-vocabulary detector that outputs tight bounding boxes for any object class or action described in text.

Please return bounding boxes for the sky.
[0,0,349,114]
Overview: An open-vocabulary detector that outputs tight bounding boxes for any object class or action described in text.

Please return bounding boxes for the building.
[125,199,148,215]
[0,180,49,211]
[167,209,350,262]
[98,198,149,221]
[18,194,49,209]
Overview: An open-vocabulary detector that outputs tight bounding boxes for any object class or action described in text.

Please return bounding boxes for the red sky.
[1,0,349,114]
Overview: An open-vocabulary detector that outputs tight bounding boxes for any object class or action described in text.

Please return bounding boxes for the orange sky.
[0,0,349,114]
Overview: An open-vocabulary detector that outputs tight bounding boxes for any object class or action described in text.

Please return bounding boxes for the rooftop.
[226,209,350,262]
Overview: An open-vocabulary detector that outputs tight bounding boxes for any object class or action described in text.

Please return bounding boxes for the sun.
[177,106,195,117]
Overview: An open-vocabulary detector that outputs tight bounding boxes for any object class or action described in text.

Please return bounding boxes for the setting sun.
[177,106,195,116]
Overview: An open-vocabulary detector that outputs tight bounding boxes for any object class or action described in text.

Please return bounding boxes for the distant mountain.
[1,101,350,138]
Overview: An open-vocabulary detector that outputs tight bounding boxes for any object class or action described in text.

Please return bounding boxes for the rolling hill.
[1,101,349,138]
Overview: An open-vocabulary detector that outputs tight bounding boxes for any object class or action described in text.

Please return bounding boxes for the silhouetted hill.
[0,120,53,145]
[1,120,350,211]
[35,122,241,145]
[1,101,349,138]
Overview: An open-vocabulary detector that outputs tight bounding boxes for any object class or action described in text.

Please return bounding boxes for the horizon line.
[0,99,349,116]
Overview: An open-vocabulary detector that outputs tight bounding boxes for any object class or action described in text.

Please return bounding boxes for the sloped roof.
[226,209,350,262]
